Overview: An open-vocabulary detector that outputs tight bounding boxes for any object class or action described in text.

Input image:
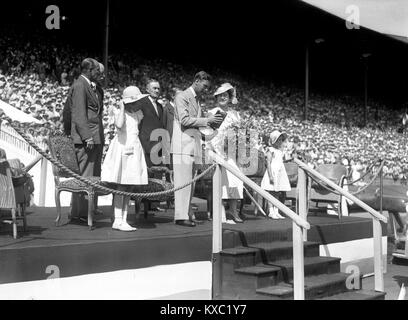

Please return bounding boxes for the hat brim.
[214,84,234,96]
[122,94,149,104]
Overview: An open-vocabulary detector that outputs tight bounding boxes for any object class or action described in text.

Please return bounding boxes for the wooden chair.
[0,160,27,238]
[132,166,174,220]
[48,133,111,230]
[284,162,299,209]
[308,164,347,220]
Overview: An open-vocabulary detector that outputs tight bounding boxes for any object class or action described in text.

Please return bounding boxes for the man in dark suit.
[137,79,165,167]
[70,58,103,221]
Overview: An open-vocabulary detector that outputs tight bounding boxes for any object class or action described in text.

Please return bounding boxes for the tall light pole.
[103,0,110,87]
[362,53,371,127]
[304,38,324,121]
[304,45,309,121]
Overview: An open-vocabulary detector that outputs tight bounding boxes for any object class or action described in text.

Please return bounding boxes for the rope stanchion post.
[39,156,48,206]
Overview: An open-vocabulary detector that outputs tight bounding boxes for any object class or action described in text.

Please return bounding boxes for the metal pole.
[304,45,309,121]
[364,63,368,127]
[212,164,223,299]
[103,0,110,87]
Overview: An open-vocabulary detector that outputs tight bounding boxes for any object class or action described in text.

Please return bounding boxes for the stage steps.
[218,226,385,300]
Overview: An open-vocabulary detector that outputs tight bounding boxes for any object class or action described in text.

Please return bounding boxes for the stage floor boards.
[0,205,373,250]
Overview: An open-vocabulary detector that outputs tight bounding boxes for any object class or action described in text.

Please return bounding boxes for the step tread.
[318,290,386,300]
[235,264,281,275]
[270,256,341,269]
[248,241,320,250]
[256,273,349,296]
[221,247,259,256]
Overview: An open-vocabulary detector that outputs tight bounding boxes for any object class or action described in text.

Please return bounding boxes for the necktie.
[90,82,96,91]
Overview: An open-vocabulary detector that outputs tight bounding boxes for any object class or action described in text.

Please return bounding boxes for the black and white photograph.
[0,0,408,305]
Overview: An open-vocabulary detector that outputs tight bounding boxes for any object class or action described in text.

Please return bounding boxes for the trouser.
[173,153,194,221]
[71,144,103,217]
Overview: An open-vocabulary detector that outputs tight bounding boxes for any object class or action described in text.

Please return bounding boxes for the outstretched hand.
[207,113,224,126]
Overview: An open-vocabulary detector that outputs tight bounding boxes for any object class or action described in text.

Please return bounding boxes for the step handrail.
[294,159,387,223]
[209,150,310,230]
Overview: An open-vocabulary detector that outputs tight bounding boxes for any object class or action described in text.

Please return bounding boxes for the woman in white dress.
[208,83,244,223]
[101,86,149,231]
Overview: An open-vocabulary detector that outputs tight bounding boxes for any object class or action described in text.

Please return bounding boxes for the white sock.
[113,195,123,225]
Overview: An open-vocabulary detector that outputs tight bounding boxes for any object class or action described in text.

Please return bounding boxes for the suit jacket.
[171,87,208,160]
[162,101,175,140]
[70,76,104,145]
[136,95,164,155]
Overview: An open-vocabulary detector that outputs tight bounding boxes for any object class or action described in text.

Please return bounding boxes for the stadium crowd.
[0,31,407,181]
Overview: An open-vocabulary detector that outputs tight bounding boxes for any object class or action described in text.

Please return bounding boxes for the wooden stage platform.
[0,202,386,286]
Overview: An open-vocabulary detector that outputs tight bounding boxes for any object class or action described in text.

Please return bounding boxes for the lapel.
[187,88,199,115]
[81,76,100,110]
[147,96,162,120]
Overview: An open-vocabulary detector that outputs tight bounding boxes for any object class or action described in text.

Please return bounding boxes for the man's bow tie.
[90,82,96,91]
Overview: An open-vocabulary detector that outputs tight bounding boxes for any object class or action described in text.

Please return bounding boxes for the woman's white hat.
[269,130,287,145]
[214,82,234,96]
[214,82,238,104]
[122,86,148,104]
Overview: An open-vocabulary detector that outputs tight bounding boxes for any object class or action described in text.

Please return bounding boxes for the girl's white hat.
[269,130,287,145]
[122,86,148,104]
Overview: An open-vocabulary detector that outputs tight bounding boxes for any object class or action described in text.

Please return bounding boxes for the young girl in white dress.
[207,83,244,224]
[101,86,149,231]
[261,130,291,220]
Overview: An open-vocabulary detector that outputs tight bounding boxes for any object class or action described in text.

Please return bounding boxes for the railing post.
[293,221,305,300]
[298,167,308,241]
[39,157,48,206]
[373,218,384,292]
[212,164,223,299]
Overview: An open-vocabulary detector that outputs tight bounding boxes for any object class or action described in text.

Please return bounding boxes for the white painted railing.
[294,158,387,293]
[209,150,310,300]
[0,124,47,156]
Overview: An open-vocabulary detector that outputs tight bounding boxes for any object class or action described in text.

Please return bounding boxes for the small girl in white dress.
[101,86,149,231]
[261,130,291,220]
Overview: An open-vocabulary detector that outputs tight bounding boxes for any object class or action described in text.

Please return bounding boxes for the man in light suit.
[172,71,223,227]
[69,58,103,221]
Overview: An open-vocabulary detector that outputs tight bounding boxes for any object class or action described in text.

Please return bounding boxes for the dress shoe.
[94,209,104,215]
[112,222,136,232]
[175,220,196,227]
[190,218,204,225]
[227,211,244,223]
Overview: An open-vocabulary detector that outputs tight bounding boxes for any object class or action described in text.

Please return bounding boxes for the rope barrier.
[0,115,216,199]
[0,114,387,200]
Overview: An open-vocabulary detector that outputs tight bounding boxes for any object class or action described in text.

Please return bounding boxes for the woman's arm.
[114,101,126,129]
[266,151,274,184]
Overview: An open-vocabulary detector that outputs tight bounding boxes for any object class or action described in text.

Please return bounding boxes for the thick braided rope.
[1,116,216,199]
